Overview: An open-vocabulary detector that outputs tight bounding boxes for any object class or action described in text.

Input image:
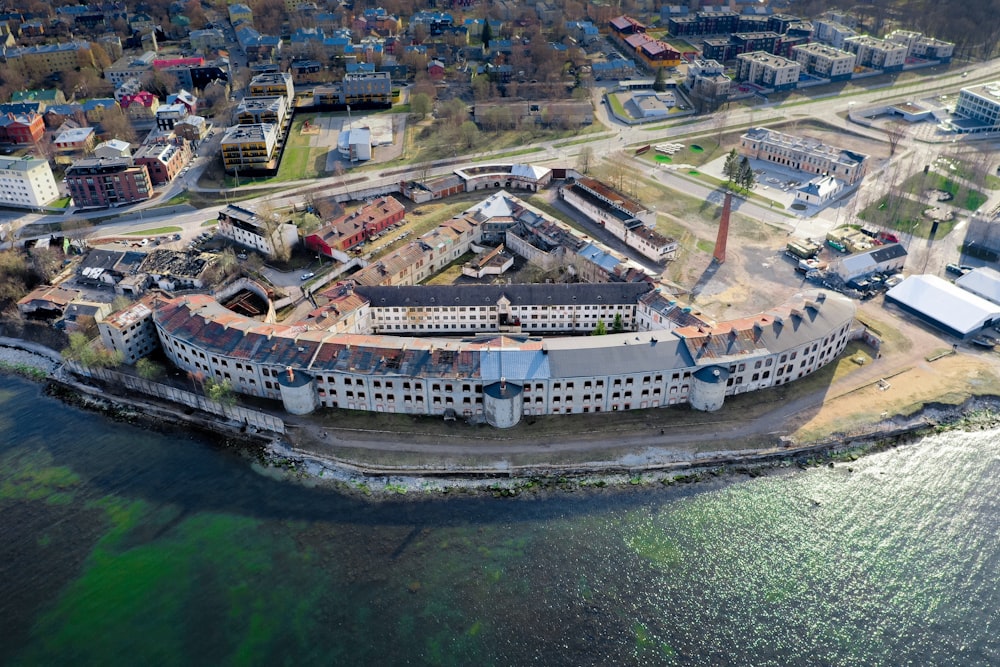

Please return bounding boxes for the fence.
[64,361,285,434]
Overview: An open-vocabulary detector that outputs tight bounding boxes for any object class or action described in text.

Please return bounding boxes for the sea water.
[1,375,997,666]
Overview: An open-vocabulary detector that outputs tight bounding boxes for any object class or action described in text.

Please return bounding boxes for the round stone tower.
[482,378,523,428]
[689,365,729,412]
[276,367,318,415]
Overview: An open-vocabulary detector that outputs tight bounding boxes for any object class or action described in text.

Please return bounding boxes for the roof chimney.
[286,366,294,382]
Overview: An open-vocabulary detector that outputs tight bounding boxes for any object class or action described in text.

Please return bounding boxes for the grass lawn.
[858,170,987,238]
[935,156,1000,190]
[422,252,476,285]
[50,197,71,208]
[124,226,181,236]
[901,171,988,211]
[606,92,627,118]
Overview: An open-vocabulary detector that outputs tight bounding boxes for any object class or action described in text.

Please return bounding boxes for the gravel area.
[0,344,60,375]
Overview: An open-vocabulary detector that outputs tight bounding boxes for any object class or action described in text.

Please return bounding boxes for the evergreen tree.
[481,21,493,49]
[653,67,667,92]
[593,319,607,335]
[738,156,755,191]
[612,313,624,333]
[724,148,739,185]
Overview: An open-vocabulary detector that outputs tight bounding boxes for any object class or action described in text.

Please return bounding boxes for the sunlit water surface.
[1,375,997,666]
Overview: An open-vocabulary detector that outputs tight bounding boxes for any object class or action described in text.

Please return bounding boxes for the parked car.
[946,263,964,276]
[300,272,315,281]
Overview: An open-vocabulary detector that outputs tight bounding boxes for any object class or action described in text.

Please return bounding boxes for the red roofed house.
[0,111,44,144]
[622,32,682,68]
[153,57,205,69]
[120,91,160,121]
[427,59,445,80]
[305,195,405,260]
[610,15,646,36]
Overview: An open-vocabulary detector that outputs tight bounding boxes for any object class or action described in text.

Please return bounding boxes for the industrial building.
[217,204,298,259]
[886,275,1000,338]
[559,177,677,262]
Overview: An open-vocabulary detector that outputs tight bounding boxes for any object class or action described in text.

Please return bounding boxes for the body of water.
[1,374,997,666]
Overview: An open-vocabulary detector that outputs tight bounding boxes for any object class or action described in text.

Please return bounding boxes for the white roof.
[955,266,1000,305]
[887,274,1000,335]
[56,126,95,143]
[99,139,131,152]
[510,163,550,180]
[838,252,876,277]
[465,191,518,220]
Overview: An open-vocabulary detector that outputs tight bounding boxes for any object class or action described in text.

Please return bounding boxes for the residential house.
[119,91,160,121]
[133,137,191,185]
[53,126,97,154]
[0,112,44,144]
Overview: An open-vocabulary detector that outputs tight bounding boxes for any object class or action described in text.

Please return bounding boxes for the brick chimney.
[713,191,732,264]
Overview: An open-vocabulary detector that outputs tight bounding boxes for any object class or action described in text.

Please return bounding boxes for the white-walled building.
[812,19,856,50]
[792,43,855,81]
[735,52,801,91]
[217,204,298,258]
[843,35,907,72]
[954,82,1000,131]
[739,127,869,185]
[559,177,678,262]
[152,287,856,425]
[0,156,60,208]
[98,295,159,364]
[885,30,954,62]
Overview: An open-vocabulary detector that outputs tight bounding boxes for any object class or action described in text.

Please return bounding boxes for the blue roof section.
[480,349,550,381]
[579,243,621,272]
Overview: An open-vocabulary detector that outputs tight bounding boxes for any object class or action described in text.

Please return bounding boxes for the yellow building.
[220,123,279,172]
[6,41,94,79]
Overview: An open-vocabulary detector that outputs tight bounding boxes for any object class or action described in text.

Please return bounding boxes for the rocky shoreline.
[4,339,1000,499]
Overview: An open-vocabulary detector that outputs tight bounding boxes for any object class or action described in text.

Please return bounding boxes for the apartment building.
[133,139,191,186]
[4,41,94,78]
[219,123,279,172]
[235,96,288,126]
[792,43,856,81]
[735,52,801,91]
[65,158,153,208]
[843,35,906,72]
[0,156,60,208]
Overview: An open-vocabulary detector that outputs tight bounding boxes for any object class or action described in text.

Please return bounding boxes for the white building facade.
[0,156,59,208]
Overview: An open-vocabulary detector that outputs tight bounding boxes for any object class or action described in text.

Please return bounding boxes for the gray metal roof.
[546,331,694,377]
[480,349,550,380]
[354,283,652,308]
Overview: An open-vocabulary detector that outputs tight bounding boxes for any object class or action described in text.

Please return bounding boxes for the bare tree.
[885,120,907,157]
[577,146,593,174]
[98,109,138,144]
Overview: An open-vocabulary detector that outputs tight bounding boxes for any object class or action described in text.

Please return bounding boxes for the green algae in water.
[0,449,81,504]
[655,154,672,163]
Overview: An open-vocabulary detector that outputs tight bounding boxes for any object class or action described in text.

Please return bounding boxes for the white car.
[300,272,315,281]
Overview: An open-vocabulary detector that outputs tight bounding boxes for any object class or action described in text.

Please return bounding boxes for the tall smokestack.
[713,191,732,264]
[287,367,294,382]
